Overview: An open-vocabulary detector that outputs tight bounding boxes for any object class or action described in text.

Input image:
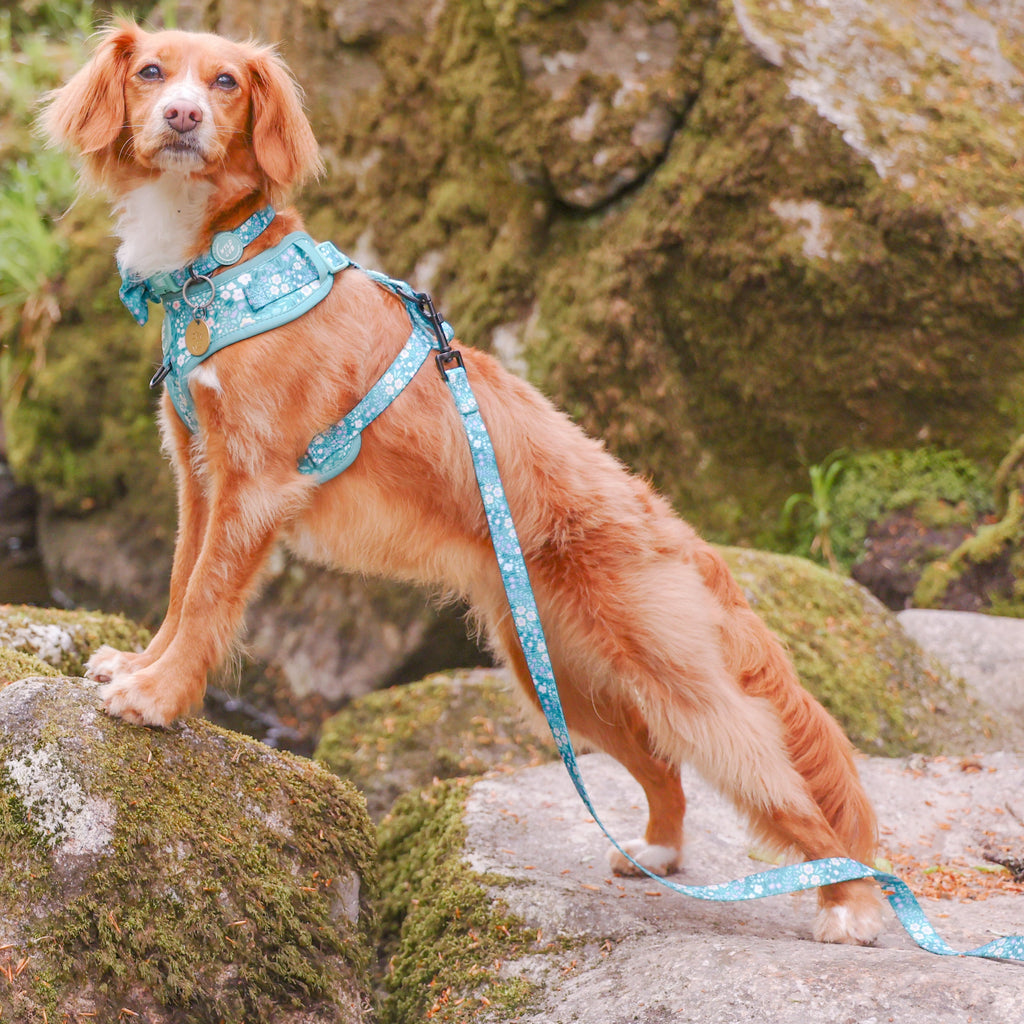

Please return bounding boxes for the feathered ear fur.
[40,22,140,164]
[248,48,324,200]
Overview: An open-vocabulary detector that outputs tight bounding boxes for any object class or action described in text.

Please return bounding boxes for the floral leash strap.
[437,352,1024,964]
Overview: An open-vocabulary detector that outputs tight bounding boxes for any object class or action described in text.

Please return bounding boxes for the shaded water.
[0,459,55,606]
[0,557,53,606]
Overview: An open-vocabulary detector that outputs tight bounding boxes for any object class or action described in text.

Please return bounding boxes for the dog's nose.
[163,102,203,134]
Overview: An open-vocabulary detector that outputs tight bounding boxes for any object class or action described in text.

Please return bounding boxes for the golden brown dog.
[43,22,882,944]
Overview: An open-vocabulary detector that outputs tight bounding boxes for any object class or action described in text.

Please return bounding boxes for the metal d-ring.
[181,272,216,311]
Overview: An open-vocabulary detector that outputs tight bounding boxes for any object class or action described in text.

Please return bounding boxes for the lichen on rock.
[0,603,150,678]
[0,676,377,1023]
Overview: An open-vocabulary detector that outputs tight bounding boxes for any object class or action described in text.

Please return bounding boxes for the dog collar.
[118,205,277,326]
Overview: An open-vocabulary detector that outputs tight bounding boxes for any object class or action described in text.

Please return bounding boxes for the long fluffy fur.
[42,22,882,944]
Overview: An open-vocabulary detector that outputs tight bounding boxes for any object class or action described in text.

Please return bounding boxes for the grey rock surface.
[465,753,1023,1023]
[898,609,1024,727]
[455,610,1024,1022]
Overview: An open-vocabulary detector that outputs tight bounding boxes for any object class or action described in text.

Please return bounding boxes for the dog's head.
[41,22,322,201]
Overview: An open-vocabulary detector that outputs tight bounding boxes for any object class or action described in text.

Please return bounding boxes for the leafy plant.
[780,451,847,571]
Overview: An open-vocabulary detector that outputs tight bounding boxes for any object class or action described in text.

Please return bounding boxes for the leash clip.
[435,348,465,380]
[415,291,464,380]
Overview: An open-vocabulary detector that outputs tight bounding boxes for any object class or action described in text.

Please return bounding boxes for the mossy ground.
[376,779,550,1024]
[0,678,378,1023]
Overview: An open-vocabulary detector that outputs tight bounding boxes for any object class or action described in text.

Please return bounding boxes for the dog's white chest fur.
[114,175,215,278]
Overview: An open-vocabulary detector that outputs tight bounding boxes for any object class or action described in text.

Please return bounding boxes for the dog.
[42,22,883,945]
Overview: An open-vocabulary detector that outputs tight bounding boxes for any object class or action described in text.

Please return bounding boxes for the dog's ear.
[248,49,323,199]
[40,21,140,157]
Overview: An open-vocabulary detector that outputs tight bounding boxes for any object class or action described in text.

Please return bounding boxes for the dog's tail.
[692,543,878,864]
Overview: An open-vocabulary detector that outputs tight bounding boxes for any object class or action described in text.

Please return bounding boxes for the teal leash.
[436,350,1024,963]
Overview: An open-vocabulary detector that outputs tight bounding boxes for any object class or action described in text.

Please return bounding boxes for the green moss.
[3,197,170,514]
[914,490,1024,610]
[0,604,150,677]
[377,778,543,1024]
[0,648,58,684]
[720,547,998,754]
[0,679,377,1022]
[315,669,556,818]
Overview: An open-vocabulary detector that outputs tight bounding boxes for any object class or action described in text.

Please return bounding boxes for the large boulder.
[0,676,377,1022]
[377,751,1023,1022]
[369,603,1024,1019]
[179,0,1024,532]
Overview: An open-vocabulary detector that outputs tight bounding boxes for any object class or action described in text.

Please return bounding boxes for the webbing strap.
[442,360,1024,963]
[297,272,453,483]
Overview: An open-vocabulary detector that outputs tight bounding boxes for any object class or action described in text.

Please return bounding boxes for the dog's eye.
[213,73,238,90]
[137,64,163,82]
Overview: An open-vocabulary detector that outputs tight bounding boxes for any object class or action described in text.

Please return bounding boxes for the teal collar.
[119,206,277,326]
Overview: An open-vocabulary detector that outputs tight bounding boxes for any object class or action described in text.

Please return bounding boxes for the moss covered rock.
[0,676,377,1023]
[0,603,149,677]
[19,0,1024,541]
[721,547,1004,754]
[376,779,544,1024]
[315,669,556,819]
[0,646,57,685]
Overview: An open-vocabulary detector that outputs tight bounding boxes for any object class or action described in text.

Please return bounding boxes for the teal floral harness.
[118,207,1023,963]
[120,206,454,482]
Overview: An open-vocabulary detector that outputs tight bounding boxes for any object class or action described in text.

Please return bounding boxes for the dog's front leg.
[97,465,295,728]
[87,408,207,683]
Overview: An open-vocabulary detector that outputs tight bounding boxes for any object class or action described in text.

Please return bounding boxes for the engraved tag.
[185,316,211,356]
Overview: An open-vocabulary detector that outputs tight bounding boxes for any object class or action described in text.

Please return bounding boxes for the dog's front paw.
[608,839,682,877]
[98,668,200,729]
[814,883,883,945]
[86,645,139,682]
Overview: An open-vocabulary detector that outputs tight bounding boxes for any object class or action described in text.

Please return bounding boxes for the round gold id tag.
[185,317,211,356]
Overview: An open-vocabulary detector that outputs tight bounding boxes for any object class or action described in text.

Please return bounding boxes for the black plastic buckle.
[416,292,448,348]
[435,348,465,380]
[149,362,171,388]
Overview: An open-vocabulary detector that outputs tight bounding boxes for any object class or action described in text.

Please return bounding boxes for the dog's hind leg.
[495,615,686,876]
[666,687,883,945]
